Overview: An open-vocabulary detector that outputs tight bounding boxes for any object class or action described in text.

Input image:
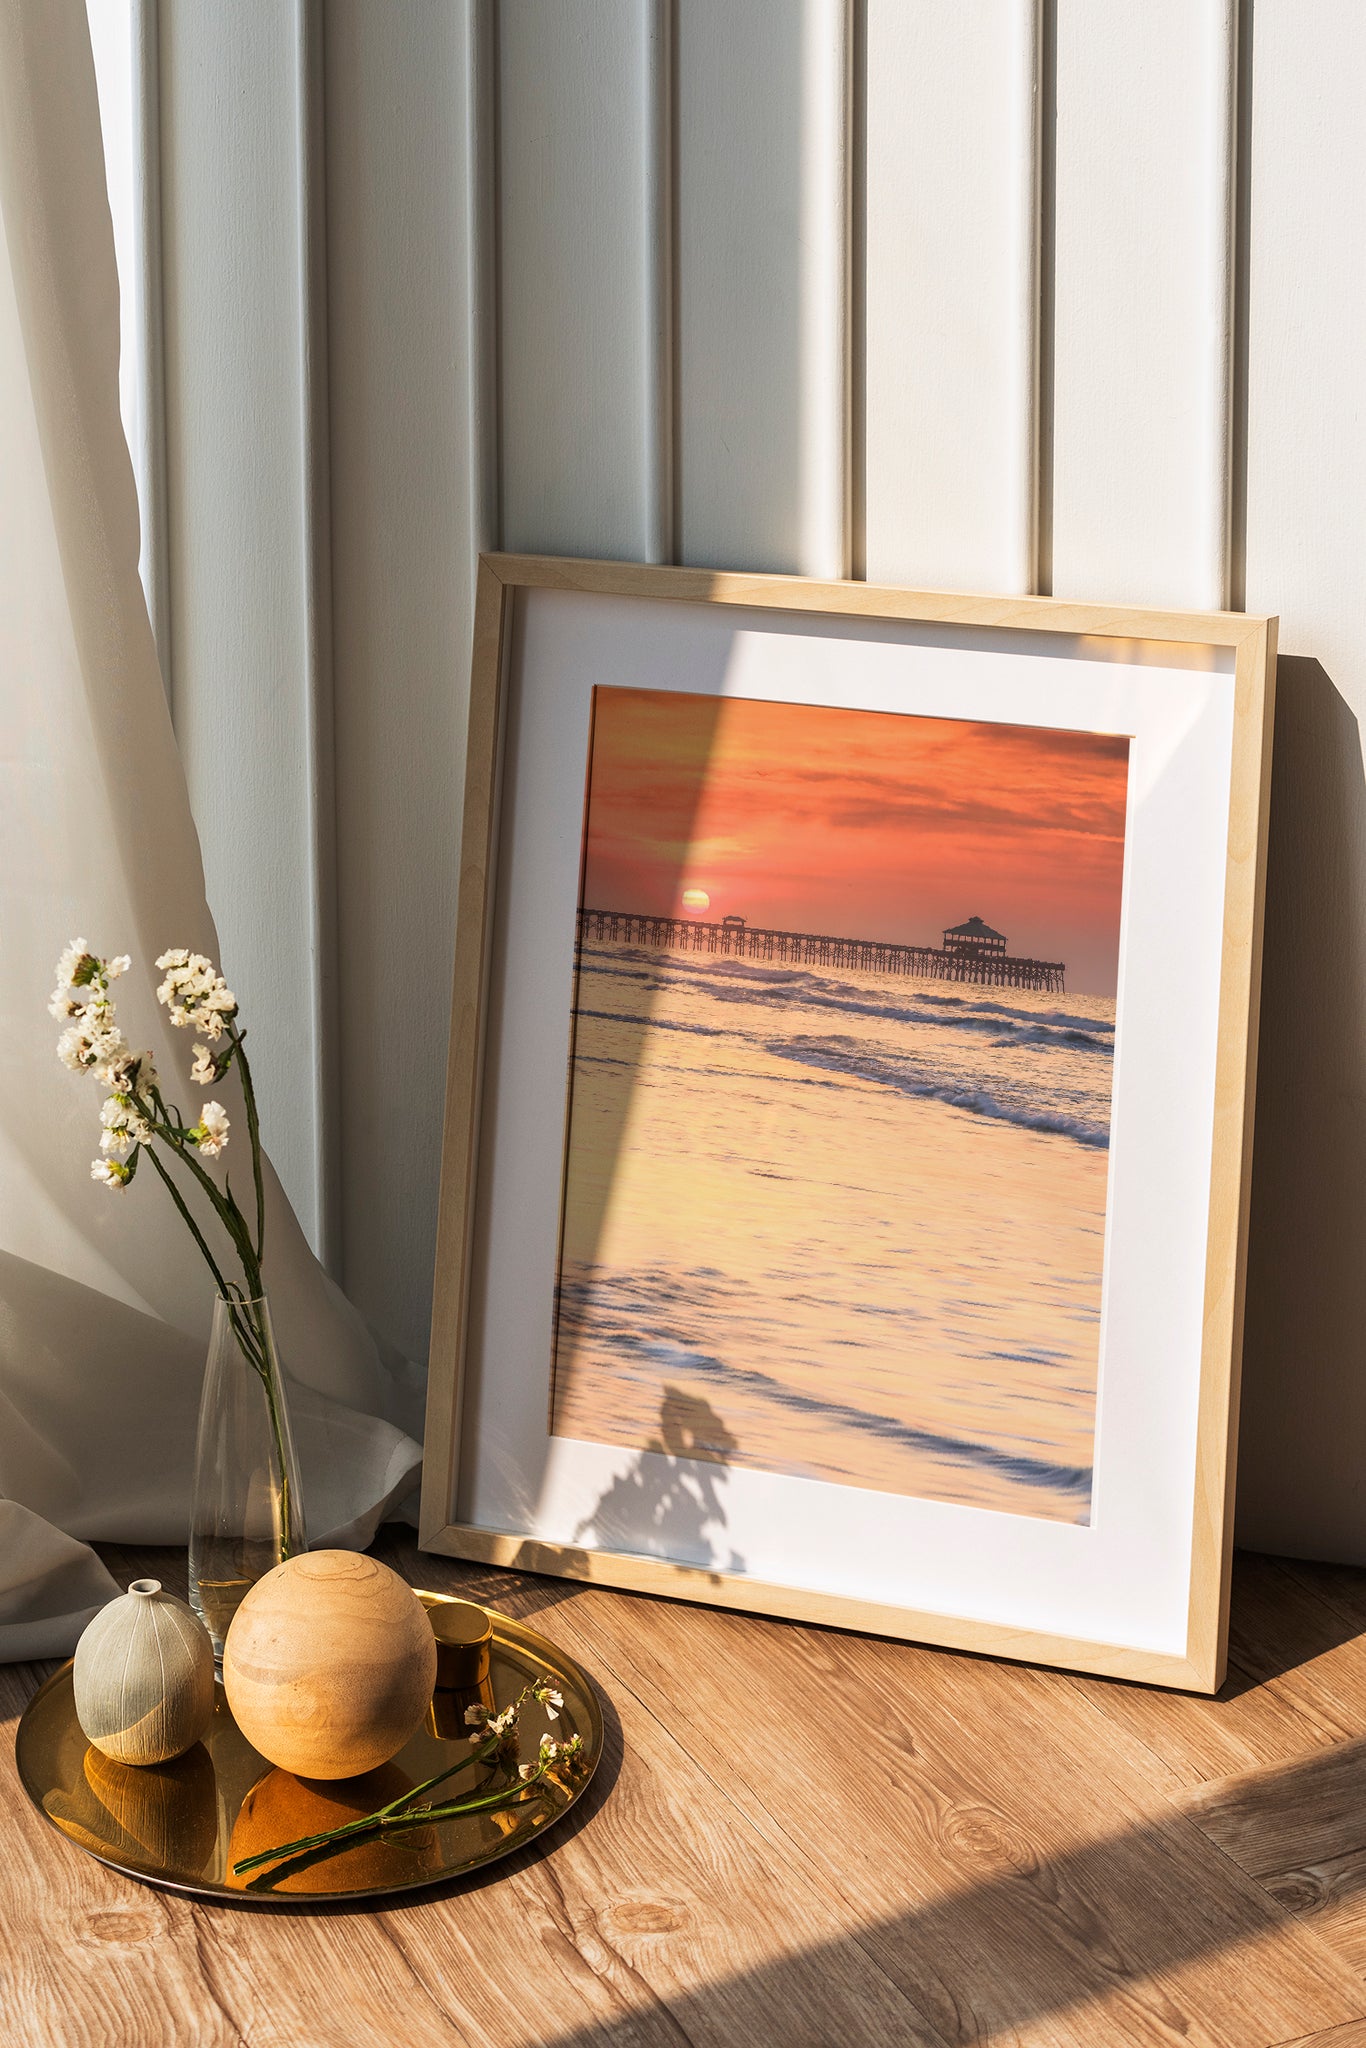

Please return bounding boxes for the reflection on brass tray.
[15,1600,603,1904]
[229,1675,585,1888]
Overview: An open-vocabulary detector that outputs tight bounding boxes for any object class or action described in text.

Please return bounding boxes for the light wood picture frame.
[421,553,1277,1692]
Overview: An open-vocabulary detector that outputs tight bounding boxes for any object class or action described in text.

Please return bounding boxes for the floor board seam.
[554,1621,957,2047]
[584,1618,1366,2044]
[185,1904,250,2048]
[1276,1561,1366,1645]
[1050,1669,1207,1791]
[1176,1804,1366,2026]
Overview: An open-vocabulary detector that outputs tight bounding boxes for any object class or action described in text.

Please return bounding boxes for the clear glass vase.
[189,1292,306,1661]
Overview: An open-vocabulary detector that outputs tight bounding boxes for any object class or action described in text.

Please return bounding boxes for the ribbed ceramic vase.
[73,1580,214,1765]
[189,1292,307,1662]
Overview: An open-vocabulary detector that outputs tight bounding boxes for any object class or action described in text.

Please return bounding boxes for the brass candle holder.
[417,1592,494,1738]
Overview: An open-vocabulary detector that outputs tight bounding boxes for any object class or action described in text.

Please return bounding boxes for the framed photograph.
[421,555,1277,1692]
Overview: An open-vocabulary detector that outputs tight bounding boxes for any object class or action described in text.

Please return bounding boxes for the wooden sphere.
[73,1580,215,1766]
[222,1551,437,1779]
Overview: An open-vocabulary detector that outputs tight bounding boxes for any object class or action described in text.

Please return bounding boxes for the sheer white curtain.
[0,1,423,1659]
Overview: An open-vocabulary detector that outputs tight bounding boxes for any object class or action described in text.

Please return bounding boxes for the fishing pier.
[578,909,1066,993]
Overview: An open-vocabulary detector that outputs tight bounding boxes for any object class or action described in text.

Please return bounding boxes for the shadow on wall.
[1238,655,1366,1559]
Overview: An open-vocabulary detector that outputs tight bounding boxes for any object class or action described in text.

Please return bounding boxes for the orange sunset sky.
[580,687,1131,997]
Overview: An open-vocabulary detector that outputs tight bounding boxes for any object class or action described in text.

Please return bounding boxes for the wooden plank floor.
[7,1547,1366,2045]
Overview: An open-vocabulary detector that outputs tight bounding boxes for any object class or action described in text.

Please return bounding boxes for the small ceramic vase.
[73,1579,215,1766]
[222,1550,437,1779]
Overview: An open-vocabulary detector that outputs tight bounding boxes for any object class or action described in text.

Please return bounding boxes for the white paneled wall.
[1050,0,1238,608]
[498,1,666,561]
[323,1,491,1359]
[862,3,1038,592]
[95,1,1366,1554]
[676,0,848,576]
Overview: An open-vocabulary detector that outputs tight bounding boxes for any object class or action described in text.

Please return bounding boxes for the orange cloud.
[581,687,1130,996]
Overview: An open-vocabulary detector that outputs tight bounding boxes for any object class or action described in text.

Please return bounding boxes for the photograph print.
[551,683,1131,1527]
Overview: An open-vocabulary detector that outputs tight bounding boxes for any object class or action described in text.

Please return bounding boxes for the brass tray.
[14,1598,603,1904]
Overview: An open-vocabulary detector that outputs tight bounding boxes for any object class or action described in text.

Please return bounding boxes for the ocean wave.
[574,945,1113,1151]
[993,1024,1112,1052]
[575,1005,727,1041]
[555,1289,1093,1507]
[907,988,1115,1035]
[578,944,1112,1051]
[771,1036,1110,1148]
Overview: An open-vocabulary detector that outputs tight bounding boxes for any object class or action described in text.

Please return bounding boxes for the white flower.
[534,1685,563,1721]
[463,1705,487,1728]
[190,1044,217,1086]
[519,1733,568,1780]
[50,940,120,1021]
[156,949,236,1037]
[90,1157,130,1190]
[99,1097,151,1156]
[58,1020,128,1075]
[193,1102,230,1158]
[105,1049,157,1098]
[54,939,95,989]
[57,1025,93,1071]
[91,1034,137,1086]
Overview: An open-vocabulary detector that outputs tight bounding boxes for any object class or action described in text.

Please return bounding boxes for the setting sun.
[581,685,1130,997]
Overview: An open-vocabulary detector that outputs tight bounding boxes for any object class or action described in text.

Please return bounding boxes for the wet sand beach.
[552,944,1115,1524]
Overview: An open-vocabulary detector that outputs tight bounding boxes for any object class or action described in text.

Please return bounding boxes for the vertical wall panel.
[1235,0,1366,1559]
[159,4,329,1252]
[498,0,666,560]
[863,2,1039,594]
[1049,0,1236,607]
[675,0,848,576]
[325,2,491,1361]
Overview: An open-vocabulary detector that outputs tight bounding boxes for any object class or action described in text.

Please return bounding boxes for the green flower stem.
[221,1290,269,1375]
[229,1028,266,1263]
[145,1096,260,1291]
[138,1091,294,1559]
[142,1146,235,1304]
[221,1286,296,1564]
[248,1293,296,1560]
[230,1738,502,1875]
[230,1756,565,1881]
